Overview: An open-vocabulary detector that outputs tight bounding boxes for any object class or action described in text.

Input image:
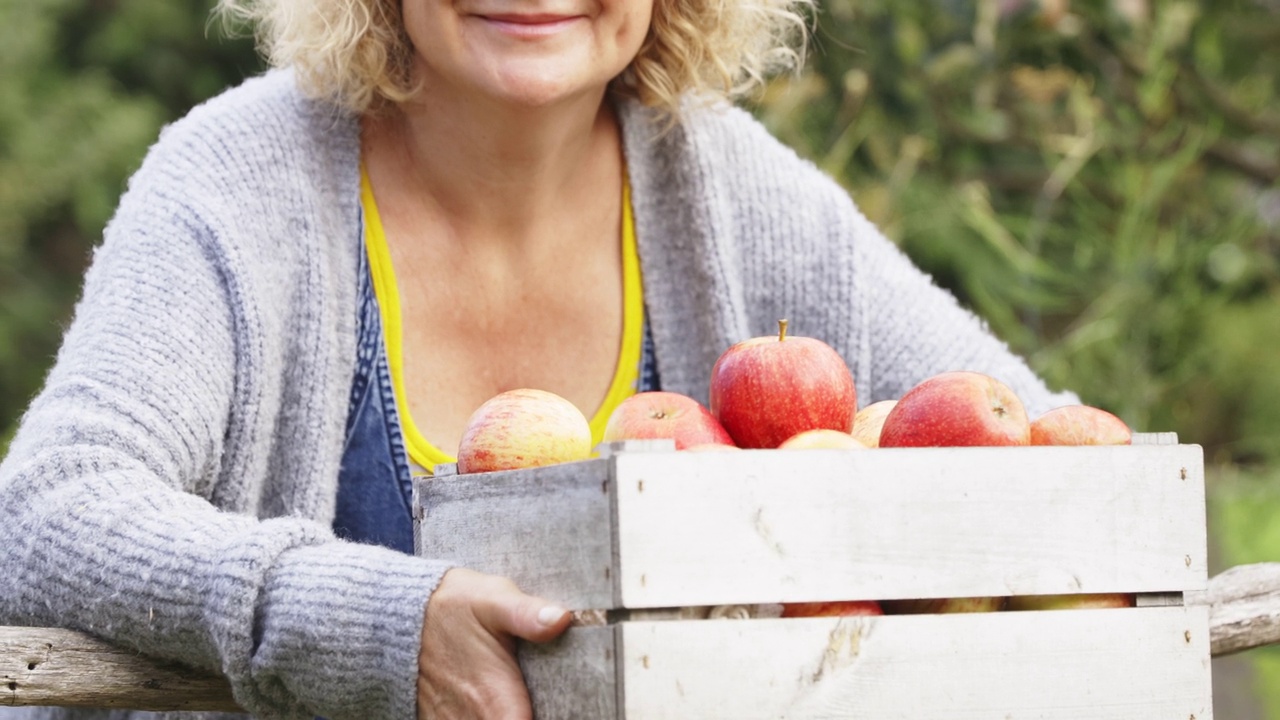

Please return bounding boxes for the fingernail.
[537,605,567,626]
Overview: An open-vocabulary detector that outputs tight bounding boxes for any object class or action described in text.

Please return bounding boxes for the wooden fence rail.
[0,626,239,712]
[4,562,1280,713]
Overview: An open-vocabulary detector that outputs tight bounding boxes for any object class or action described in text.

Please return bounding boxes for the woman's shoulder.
[622,97,853,219]
[160,69,354,152]
[675,101,810,163]
[131,70,359,214]
[100,70,362,320]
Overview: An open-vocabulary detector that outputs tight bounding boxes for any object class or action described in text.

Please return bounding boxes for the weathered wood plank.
[1191,561,1280,657]
[7,562,1280,714]
[0,627,240,712]
[618,607,1212,719]
[416,457,615,609]
[612,445,1208,607]
[1132,431,1179,445]
[417,445,1209,609]
[519,625,618,720]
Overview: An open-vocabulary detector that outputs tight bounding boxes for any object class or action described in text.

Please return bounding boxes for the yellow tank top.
[360,168,645,475]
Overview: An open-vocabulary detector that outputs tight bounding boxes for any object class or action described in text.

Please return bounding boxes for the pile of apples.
[455,320,1136,616]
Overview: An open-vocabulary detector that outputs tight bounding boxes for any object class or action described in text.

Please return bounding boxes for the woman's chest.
[391,240,626,457]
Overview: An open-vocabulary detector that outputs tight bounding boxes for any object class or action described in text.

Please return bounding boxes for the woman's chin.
[414,49,621,111]
[483,75,602,109]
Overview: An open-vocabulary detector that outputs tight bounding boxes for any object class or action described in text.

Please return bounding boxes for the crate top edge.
[415,442,1205,492]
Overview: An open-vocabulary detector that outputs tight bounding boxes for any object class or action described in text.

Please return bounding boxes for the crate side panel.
[619,607,1212,719]
[520,625,618,720]
[415,459,614,608]
[614,445,1207,607]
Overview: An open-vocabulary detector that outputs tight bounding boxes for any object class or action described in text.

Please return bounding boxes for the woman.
[0,0,1075,716]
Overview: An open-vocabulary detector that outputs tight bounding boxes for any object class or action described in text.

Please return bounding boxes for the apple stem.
[778,319,788,342]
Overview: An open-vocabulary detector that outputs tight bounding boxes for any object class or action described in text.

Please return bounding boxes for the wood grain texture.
[618,607,1212,719]
[612,445,1208,607]
[519,625,618,720]
[1131,432,1179,445]
[1191,562,1280,657]
[21,440,1280,716]
[417,445,1209,609]
[0,626,240,712]
[9,563,1280,713]
[416,457,615,609]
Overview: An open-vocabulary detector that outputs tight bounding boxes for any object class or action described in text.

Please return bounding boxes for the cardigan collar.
[617,98,749,405]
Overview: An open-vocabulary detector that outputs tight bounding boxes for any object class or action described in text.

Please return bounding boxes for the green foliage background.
[1,0,1278,712]
[758,0,1280,468]
[0,0,262,451]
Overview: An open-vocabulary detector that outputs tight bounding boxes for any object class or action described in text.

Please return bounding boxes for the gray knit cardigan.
[0,71,1075,720]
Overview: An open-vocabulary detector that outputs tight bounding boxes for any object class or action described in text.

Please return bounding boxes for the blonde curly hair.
[215,0,812,117]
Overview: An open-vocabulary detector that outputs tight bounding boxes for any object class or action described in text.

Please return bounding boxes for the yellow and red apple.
[603,391,735,450]
[781,600,883,618]
[683,443,743,452]
[1006,593,1135,611]
[778,429,867,450]
[456,389,592,474]
[1030,405,1132,446]
[881,596,1007,614]
[851,400,897,448]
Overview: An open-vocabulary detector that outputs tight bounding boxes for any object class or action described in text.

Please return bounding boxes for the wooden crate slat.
[1132,432,1179,445]
[613,445,1207,607]
[616,607,1212,719]
[520,625,618,719]
[416,458,616,608]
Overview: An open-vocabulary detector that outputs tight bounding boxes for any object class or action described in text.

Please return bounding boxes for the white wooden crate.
[414,438,1211,719]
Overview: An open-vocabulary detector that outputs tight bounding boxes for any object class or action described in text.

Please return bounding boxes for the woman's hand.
[418,567,572,719]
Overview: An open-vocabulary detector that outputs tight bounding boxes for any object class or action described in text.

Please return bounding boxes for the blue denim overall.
[334,237,661,553]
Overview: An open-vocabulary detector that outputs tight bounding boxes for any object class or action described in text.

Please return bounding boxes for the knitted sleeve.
[679,103,1079,418]
[0,128,448,720]
[845,202,1080,418]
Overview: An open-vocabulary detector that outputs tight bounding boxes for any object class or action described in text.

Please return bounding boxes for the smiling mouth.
[476,13,584,36]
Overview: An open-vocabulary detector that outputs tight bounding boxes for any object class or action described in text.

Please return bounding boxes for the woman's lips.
[477,13,584,37]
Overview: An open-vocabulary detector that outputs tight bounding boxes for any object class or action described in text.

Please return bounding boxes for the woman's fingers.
[474,581,572,644]
[417,568,570,720]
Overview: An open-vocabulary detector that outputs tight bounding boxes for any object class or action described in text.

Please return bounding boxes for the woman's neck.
[361,87,622,246]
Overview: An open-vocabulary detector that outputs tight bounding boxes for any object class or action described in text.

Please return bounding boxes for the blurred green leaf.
[0,0,261,440]
[755,0,1279,467]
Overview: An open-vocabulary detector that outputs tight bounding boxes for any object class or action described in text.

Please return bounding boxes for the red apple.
[1007,593,1135,611]
[778,429,867,450]
[456,389,592,474]
[684,443,743,452]
[781,600,883,618]
[851,400,897,448]
[879,371,1029,448]
[1031,405,1132,446]
[881,596,1007,614]
[603,391,735,450]
[710,320,857,449]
